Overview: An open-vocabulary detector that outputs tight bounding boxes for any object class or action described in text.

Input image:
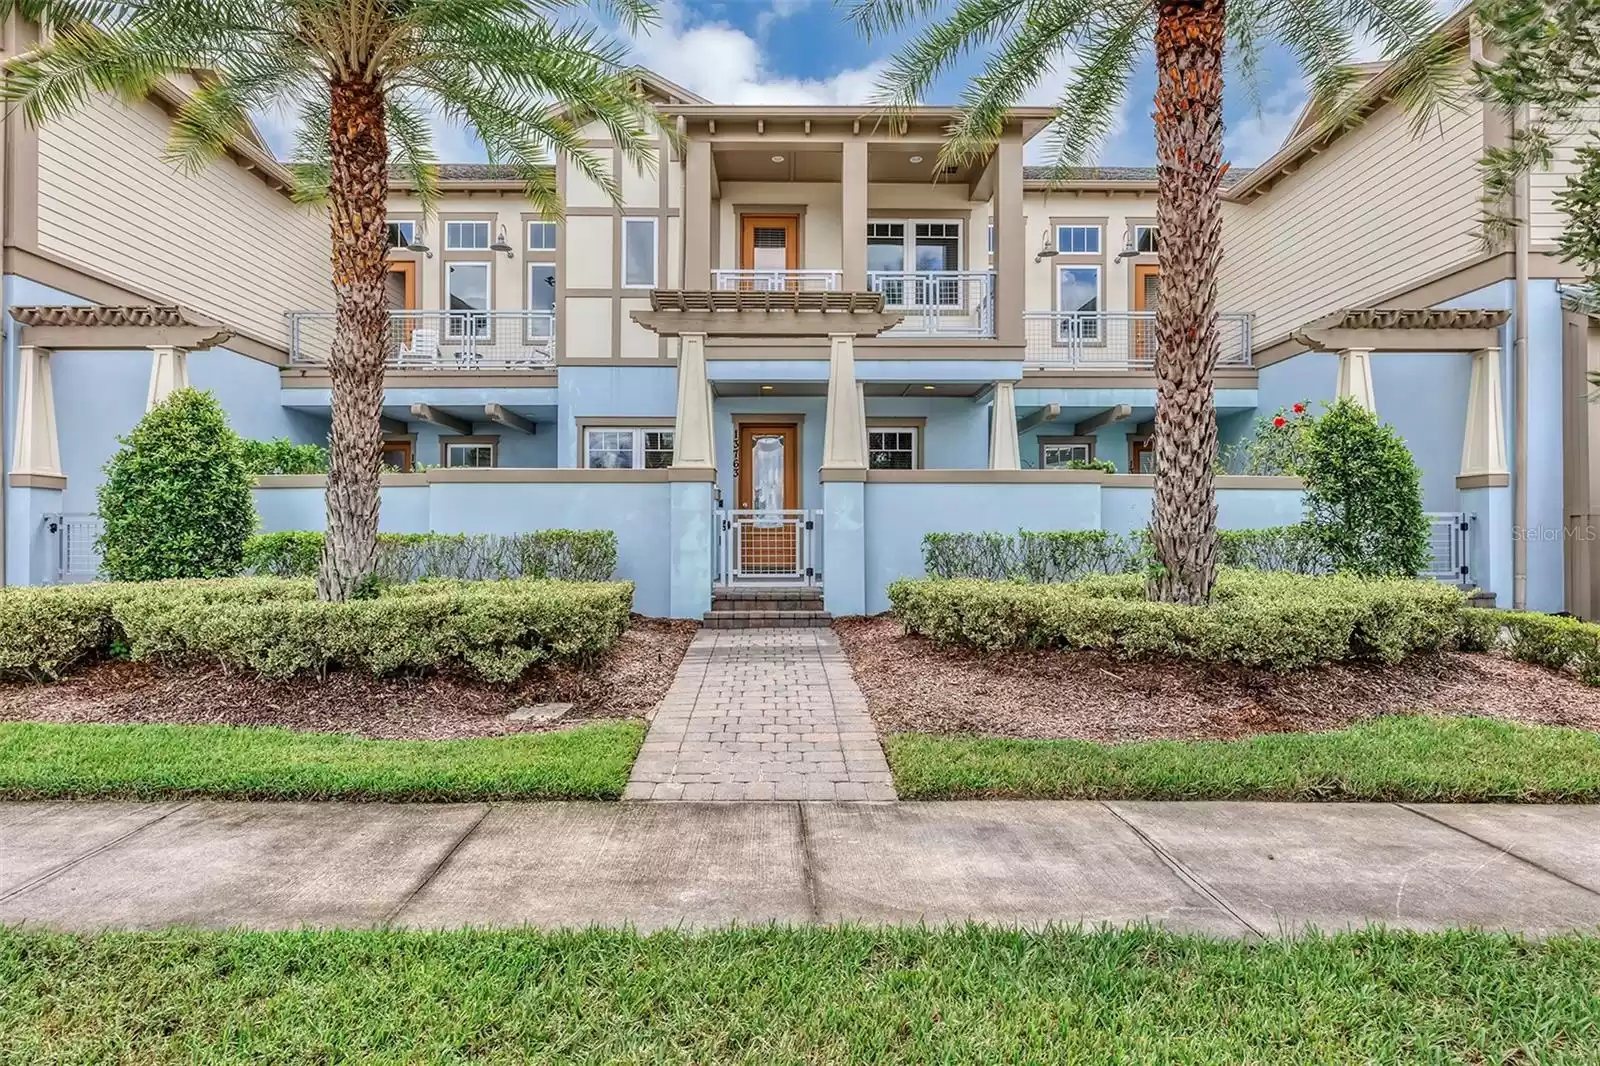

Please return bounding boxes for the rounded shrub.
[96,389,256,581]
[1298,399,1430,578]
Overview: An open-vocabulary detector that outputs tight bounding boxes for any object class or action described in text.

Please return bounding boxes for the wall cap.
[862,469,1304,488]
[1456,472,1510,489]
[8,472,67,490]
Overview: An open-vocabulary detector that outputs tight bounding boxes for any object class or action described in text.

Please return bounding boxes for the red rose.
[1273,416,1287,428]
[1292,403,1305,414]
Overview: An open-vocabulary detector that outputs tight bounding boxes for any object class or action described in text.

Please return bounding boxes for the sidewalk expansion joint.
[795,801,822,921]
[0,801,194,905]
[1395,802,1600,899]
[1099,801,1266,939]
[382,804,494,926]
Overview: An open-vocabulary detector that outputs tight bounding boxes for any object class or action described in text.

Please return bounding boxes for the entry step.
[702,609,833,629]
[712,588,824,614]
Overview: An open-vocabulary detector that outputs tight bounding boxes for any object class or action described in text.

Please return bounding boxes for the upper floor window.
[445,220,491,251]
[585,426,673,469]
[1057,265,1102,340]
[868,427,919,470]
[445,261,490,338]
[386,220,416,249]
[526,263,555,339]
[622,218,658,288]
[1132,224,1158,254]
[986,220,994,256]
[1055,224,1101,255]
[527,220,557,251]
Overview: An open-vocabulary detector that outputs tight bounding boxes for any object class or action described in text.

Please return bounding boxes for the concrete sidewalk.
[4,799,1600,937]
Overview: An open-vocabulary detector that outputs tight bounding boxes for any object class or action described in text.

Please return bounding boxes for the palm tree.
[850,0,1458,604]
[3,0,662,600]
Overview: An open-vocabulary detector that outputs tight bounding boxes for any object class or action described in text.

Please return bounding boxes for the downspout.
[1512,104,1531,610]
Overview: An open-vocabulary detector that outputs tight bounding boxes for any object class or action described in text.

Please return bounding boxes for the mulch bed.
[834,616,1600,743]
[0,618,698,741]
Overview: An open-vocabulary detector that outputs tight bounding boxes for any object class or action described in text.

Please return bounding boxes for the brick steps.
[705,586,828,629]
[703,609,833,629]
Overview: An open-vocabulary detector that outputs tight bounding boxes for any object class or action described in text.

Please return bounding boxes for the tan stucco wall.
[1020,188,1160,318]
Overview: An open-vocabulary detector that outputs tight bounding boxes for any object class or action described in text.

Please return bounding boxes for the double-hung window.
[867,427,919,470]
[526,263,555,340]
[445,261,491,339]
[585,426,674,469]
[1056,265,1102,341]
[1055,224,1101,254]
[622,218,658,288]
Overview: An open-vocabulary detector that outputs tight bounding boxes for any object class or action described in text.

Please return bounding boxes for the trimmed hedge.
[1458,608,1600,685]
[0,577,632,682]
[238,438,328,476]
[922,528,1328,583]
[242,530,618,583]
[887,571,1465,670]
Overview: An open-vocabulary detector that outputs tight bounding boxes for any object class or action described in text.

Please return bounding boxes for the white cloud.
[626,0,886,105]
[755,0,812,38]
[1225,82,1305,166]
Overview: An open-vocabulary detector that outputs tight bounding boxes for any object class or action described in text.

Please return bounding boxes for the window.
[622,218,658,288]
[444,220,491,251]
[986,220,994,256]
[1040,437,1095,469]
[1130,437,1155,474]
[527,220,557,251]
[443,439,496,467]
[1056,265,1102,341]
[1055,224,1101,254]
[1133,224,1158,254]
[868,427,919,470]
[380,439,414,472]
[386,220,416,249]
[526,263,555,339]
[867,219,963,305]
[445,261,490,338]
[585,427,674,469]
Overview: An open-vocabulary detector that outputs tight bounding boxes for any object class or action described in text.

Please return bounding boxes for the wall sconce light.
[1033,227,1057,263]
[490,226,515,258]
[1113,227,1137,263]
[406,228,434,258]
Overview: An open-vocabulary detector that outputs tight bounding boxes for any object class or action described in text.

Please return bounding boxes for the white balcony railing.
[1023,311,1253,369]
[712,269,842,293]
[868,271,995,338]
[286,310,555,370]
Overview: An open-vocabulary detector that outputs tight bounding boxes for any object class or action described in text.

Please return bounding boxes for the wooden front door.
[735,423,800,573]
[739,215,799,288]
[1132,263,1160,362]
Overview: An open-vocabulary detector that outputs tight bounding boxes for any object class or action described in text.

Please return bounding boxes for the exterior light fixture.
[1033,227,1057,263]
[1112,227,1137,263]
[770,154,785,163]
[406,229,434,258]
[761,384,774,391]
[922,385,935,391]
[909,155,924,164]
[490,225,515,258]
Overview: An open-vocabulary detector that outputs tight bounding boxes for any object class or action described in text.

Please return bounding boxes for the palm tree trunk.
[317,77,390,601]
[1148,0,1226,605]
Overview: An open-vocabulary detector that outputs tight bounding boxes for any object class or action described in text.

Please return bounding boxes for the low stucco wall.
[252,470,677,615]
[858,471,1306,613]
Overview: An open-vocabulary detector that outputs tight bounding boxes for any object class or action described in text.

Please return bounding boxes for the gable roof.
[1022,165,1256,189]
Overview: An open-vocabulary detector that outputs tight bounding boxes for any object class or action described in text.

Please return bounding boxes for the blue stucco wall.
[558,365,677,467]
[254,483,432,535]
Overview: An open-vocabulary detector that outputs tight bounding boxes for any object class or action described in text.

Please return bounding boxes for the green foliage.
[1221,401,1313,475]
[923,527,1328,582]
[1457,608,1600,686]
[238,438,328,476]
[887,716,1600,803]
[0,577,632,683]
[242,530,619,583]
[95,389,255,582]
[1298,399,1430,578]
[0,720,645,801]
[1064,457,1117,473]
[887,571,1465,670]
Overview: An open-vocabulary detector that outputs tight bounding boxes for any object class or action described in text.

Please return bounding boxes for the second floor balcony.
[712,268,997,339]
[287,310,555,370]
[1023,311,1254,370]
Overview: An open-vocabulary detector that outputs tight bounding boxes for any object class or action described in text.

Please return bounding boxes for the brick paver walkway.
[624,628,897,802]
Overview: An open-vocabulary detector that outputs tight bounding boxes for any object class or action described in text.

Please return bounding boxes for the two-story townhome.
[3,9,1598,621]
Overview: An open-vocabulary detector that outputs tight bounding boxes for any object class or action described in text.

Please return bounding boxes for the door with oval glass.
[735,422,800,574]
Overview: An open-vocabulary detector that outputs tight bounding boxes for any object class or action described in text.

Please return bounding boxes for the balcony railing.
[286,310,555,370]
[869,271,995,338]
[713,269,842,292]
[1023,311,1253,369]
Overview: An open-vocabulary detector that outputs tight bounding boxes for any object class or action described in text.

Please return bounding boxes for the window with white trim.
[445,261,491,338]
[1040,438,1095,469]
[1133,224,1158,254]
[444,220,491,250]
[1056,265,1102,341]
[1055,224,1101,254]
[585,427,674,469]
[622,218,658,288]
[386,220,415,249]
[527,220,557,251]
[526,263,555,339]
[444,440,496,468]
[866,219,964,306]
[867,427,919,470]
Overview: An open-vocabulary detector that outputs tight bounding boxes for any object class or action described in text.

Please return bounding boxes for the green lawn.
[887,715,1600,802]
[0,720,644,801]
[2,926,1599,1064]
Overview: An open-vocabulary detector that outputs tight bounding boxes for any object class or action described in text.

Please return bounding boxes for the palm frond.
[386,94,440,215]
[1029,1,1149,176]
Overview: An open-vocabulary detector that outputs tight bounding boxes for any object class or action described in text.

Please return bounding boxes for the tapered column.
[1335,347,1376,412]
[988,381,1021,469]
[10,345,62,482]
[841,140,868,291]
[1460,346,1508,479]
[146,345,190,410]
[821,333,867,472]
[821,332,868,616]
[672,332,715,470]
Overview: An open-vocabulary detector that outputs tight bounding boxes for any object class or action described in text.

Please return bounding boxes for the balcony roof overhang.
[9,304,233,350]
[632,290,906,338]
[1290,307,1511,353]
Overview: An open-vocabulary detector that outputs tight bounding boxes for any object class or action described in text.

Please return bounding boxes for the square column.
[988,381,1021,469]
[683,139,714,289]
[146,345,191,410]
[991,133,1025,346]
[1335,347,1376,412]
[841,141,868,290]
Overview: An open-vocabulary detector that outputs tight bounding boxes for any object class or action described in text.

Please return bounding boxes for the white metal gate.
[717,509,821,586]
[1423,511,1471,585]
[45,513,104,583]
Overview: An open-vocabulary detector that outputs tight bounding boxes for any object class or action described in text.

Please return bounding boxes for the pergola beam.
[409,403,471,436]
[1072,404,1134,435]
[1016,402,1061,434]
